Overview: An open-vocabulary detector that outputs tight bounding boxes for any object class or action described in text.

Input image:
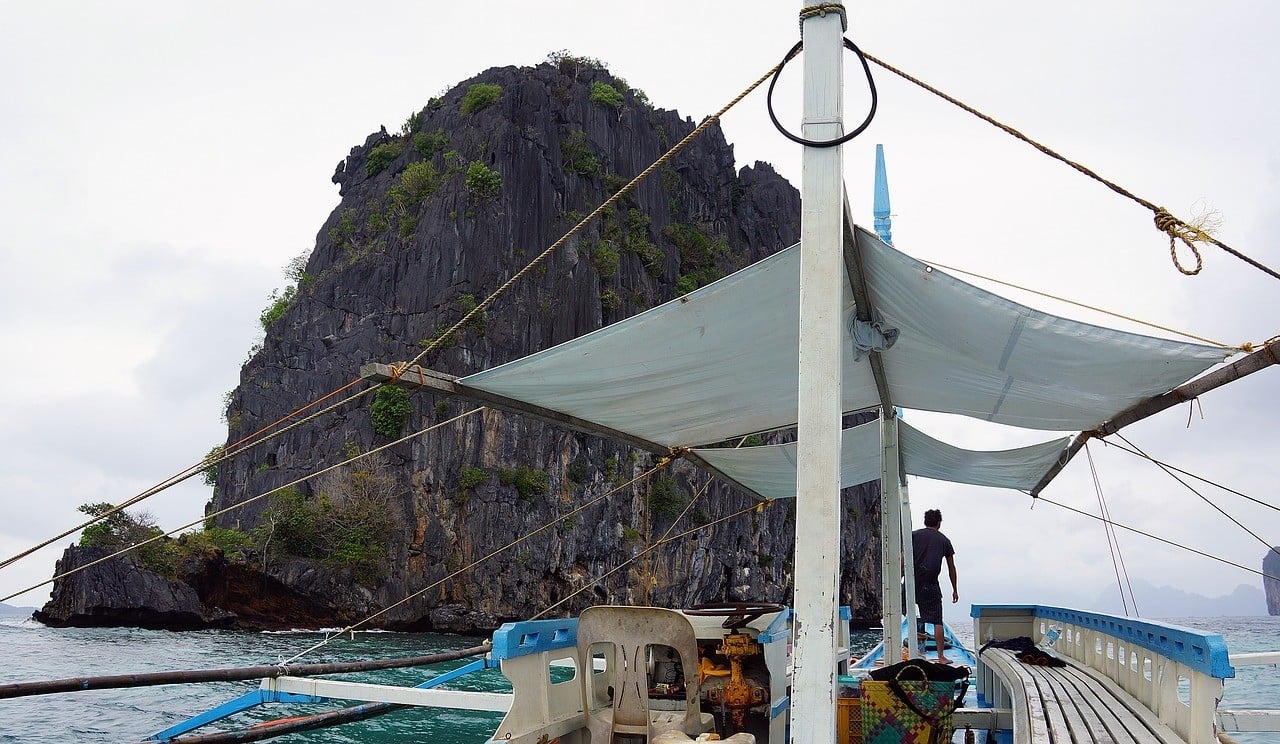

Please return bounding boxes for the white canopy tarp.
[690,420,1070,500]
[461,227,1227,449]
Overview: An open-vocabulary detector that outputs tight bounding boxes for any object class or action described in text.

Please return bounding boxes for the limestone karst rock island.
[40,56,882,632]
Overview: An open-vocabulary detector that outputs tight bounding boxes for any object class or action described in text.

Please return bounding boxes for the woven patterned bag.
[860,671,966,744]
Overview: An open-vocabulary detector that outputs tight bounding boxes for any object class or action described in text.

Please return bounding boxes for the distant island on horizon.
[0,601,35,615]
[1089,579,1266,619]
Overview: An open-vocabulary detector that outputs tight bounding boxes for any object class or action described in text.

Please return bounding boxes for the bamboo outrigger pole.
[0,644,489,700]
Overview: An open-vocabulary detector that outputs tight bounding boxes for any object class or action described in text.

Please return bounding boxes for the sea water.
[0,614,1275,742]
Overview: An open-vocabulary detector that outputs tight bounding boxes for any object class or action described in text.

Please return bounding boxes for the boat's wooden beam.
[361,363,771,501]
[1030,337,1280,495]
[841,199,894,414]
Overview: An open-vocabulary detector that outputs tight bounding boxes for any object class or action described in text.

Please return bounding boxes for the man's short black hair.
[924,509,942,528]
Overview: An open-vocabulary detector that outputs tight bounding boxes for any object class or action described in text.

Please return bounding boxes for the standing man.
[910,508,958,662]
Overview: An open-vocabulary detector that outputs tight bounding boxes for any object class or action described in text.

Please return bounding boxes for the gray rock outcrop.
[1266,548,1280,615]
[36,546,234,630]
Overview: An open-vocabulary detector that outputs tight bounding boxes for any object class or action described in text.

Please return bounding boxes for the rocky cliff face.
[42,57,882,632]
[1266,548,1280,615]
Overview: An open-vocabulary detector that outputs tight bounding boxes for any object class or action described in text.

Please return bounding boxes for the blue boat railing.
[972,604,1232,744]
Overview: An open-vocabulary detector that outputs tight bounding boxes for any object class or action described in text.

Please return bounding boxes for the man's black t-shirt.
[911,527,954,584]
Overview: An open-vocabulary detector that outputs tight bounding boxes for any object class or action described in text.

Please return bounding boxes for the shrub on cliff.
[413,128,450,159]
[560,130,599,177]
[369,386,412,438]
[77,502,177,575]
[589,81,623,108]
[647,476,690,520]
[499,467,548,499]
[459,467,489,490]
[465,161,502,198]
[78,503,163,550]
[256,463,395,581]
[391,160,440,206]
[366,141,404,177]
[200,445,223,488]
[460,83,502,115]
[259,286,296,332]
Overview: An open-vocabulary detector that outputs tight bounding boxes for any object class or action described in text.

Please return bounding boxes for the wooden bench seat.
[981,648,1186,743]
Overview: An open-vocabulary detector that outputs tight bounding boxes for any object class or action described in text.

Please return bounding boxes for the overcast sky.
[1,1,1277,622]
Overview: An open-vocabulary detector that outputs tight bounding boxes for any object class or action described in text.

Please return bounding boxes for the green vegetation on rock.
[465,161,502,198]
[459,467,489,490]
[413,129,450,159]
[201,445,224,488]
[366,141,404,177]
[647,475,689,520]
[665,222,731,295]
[369,385,412,438]
[590,241,620,277]
[546,50,607,74]
[259,286,296,331]
[392,160,440,206]
[258,466,394,581]
[560,130,599,177]
[499,466,548,499]
[589,81,623,108]
[460,83,503,114]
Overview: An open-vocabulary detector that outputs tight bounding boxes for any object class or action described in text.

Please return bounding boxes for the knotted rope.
[864,52,1280,281]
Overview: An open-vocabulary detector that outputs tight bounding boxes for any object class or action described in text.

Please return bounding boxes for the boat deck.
[980,647,1183,743]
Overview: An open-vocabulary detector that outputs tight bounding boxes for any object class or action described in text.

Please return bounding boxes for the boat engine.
[704,630,766,729]
[685,601,785,738]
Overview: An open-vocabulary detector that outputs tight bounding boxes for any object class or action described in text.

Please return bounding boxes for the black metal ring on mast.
[767,38,878,147]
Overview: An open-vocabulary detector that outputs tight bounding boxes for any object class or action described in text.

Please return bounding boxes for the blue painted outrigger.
[150,654,501,740]
[151,606,817,742]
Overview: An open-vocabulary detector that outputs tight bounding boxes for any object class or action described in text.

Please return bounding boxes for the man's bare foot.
[934,656,950,664]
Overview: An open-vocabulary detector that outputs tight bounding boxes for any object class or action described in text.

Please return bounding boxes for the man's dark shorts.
[915,582,944,624]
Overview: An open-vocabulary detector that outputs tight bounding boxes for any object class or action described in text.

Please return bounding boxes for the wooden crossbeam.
[1031,337,1280,495]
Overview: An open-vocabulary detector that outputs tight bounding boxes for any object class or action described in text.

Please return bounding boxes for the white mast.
[792,3,845,742]
[880,414,906,660]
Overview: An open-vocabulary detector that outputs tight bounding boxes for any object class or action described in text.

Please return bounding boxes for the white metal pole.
[880,413,905,662]
[792,3,845,743]
[900,472,919,659]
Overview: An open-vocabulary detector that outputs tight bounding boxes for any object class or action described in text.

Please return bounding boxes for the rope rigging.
[280,453,686,664]
[1104,437,1280,515]
[0,408,487,604]
[863,51,1280,282]
[918,258,1246,351]
[1030,491,1280,584]
[1084,442,1139,617]
[1028,432,1280,600]
[1113,432,1280,560]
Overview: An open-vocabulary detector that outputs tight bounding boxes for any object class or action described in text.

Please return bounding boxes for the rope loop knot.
[1153,208,1204,276]
[799,3,847,32]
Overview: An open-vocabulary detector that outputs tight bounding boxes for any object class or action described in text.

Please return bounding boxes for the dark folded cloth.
[977,636,1035,655]
[1015,648,1066,667]
[979,636,1067,667]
